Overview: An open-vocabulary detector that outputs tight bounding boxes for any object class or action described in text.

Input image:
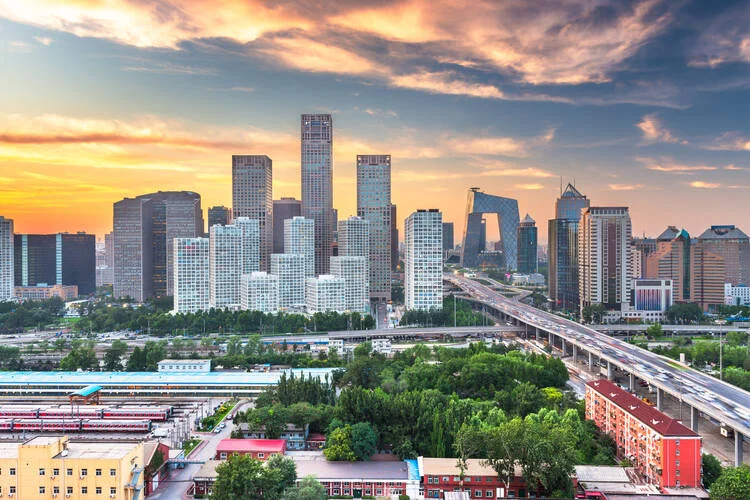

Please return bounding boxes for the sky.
[0,0,748,243]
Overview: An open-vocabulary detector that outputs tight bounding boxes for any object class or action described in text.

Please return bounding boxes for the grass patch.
[198,399,237,431]
[183,438,201,456]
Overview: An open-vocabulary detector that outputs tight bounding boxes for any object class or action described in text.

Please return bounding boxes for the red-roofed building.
[215,439,286,461]
[585,379,702,490]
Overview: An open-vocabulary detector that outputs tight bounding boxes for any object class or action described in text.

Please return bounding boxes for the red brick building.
[214,439,286,460]
[420,457,532,499]
[585,380,702,489]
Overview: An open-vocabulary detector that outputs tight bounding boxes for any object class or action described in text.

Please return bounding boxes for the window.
[110,488,116,495]
[676,449,680,456]
[110,469,117,476]
[96,487,102,494]
[67,468,73,476]
[96,468,102,476]
[81,468,88,476]
[9,487,15,495]
[9,468,15,476]
[53,487,60,494]
[454,476,460,482]
[475,490,482,497]
[675,440,680,446]
[53,468,59,476]
[68,487,74,494]
[40,486,46,494]
[39,468,46,476]
[486,491,494,497]
[82,486,88,494]
[676,470,680,476]
[676,480,680,487]
[442,476,449,483]
[258,453,265,458]
[676,460,680,467]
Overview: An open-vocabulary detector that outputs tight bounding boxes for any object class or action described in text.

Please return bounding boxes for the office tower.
[13,232,96,295]
[338,216,370,259]
[208,206,231,230]
[173,237,209,313]
[301,114,334,275]
[442,222,454,253]
[405,209,443,311]
[306,275,346,314]
[517,214,538,273]
[104,231,114,268]
[0,217,13,301]
[209,224,243,309]
[461,188,519,270]
[330,256,369,312]
[241,272,279,313]
[232,155,272,271]
[356,154,391,302]
[645,228,691,302]
[284,216,315,278]
[578,207,632,315]
[271,253,306,309]
[391,204,399,270]
[273,198,301,253]
[234,217,260,274]
[113,191,203,301]
[696,225,750,287]
[691,241,726,311]
[548,183,590,311]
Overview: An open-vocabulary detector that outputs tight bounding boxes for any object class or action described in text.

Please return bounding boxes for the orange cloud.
[689,181,721,189]
[609,183,644,191]
[636,114,683,144]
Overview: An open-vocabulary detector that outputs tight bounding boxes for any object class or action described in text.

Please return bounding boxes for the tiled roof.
[294,458,410,480]
[586,380,699,437]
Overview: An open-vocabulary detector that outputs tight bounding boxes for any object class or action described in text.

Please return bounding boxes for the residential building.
[0,436,144,500]
[585,379,702,489]
[633,236,658,278]
[295,458,419,498]
[272,198,301,253]
[579,207,632,315]
[696,225,750,287]
[241,271,279,313]
[461,189,520,270]
[330,256,369,312]
[237,423,309,451]
[391,204,399,270]
[209,224,243,310]
[193,460,220,497]
[14,232,96,295]
[232,155,273,271]
[234,217,260,274]
[113,191,203,301]
[510,273,545,286]
[630,243,643,280]
[173,237,209,313]
[0,217,13,301]
[517,214,538,273]
[548,183,589,311]
[214,439,286,461]
[405,209,443,311]
[357,154,392,301]
[157,359,211,373]
[306,274,346,313]
[285,216,315,278]
[725,283,750,306]
[690,242,725,311]
[421,457,531,499]
[207,205,231,230]
[645,228,691,302]
[338,216,370,260]
[15,284,78,301]
[371,338,392,356]
[574,465,661,498]
[301,114,334,275]
[271,253,306,310]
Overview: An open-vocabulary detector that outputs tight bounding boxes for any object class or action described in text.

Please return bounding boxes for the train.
[0,418,152,433]
[0,405,172,421]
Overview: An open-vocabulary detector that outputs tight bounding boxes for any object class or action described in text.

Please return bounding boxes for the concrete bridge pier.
[690,406,699,432]
[629,373,635,392]
[548,331,553,346]
[607,361,614,381]
[572,344,578,363]
[656,388,663,411]
[561,339,568,357]
[588,351,593,369]
[736,432,744,466]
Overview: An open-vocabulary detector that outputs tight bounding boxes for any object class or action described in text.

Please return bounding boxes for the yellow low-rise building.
[0,436,144,500]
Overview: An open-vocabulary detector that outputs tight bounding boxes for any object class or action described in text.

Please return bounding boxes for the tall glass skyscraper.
[232,155,272,271]
[516,214,538,273]
[301,114,333,275]
[357,154,391,302]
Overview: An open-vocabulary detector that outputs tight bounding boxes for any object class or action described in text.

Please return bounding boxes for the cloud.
[689,3,750,67]
[514,183,545,190]
[479,167,555,178]
[389,71,505,99]
[704,132,750,152]
[362,108,398,117]
[34,36,53,46]
[636,157,720,174]
[447,128,555,158]
[609,183,644,191]
[636,114,685,144]
[689,181,721,189]
[122,61,219,76]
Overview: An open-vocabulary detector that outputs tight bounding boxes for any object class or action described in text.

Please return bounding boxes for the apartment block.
[241,271,279,313]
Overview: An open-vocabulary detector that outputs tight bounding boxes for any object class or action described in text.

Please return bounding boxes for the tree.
[60,345,99,371]
[103,340,128,371]
[283,476,326,500]
[710,464,750,500]
[324,425,356,462]
[350,422,378,461]
[266,454,297,491]
[645,323,663,337]
[212,454,291,500]
[726,331,748,347]
[702,453,723,489]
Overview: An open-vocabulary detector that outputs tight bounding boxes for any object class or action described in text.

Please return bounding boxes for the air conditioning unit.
[110,495,116,499]
[52,495,58,498]
[80,476,85,480]
[66,494,71,498]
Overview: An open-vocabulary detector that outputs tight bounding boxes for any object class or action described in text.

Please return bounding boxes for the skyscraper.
[232,155,273,271]
[113,191,203,301]
[306,274,346,314]
[0,217,13,301]
[301,114,334,275]
[272,198,301,253]
[241,272,279,313]
[695,225,750,287]
[442,222,455,253]
[173,237,209,313]
[330,256,369,312]
[284,216,315,278]
[645,227,691,302]
[357,154,391,302]
[234,217,260,274]
[516,214,537,273]
[391,204,399,271]
[271,253,306,310]
[405,209,443,311]
[548,183,590,311]
[460,189,519,270]
[578,207,632,315]
[207,206,231,230]
[690,242,725,311]
[209,224,243,309]
[338,216,370,260]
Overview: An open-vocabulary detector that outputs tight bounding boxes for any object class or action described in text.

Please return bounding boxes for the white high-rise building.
[271,253,306,310]
[578,207,632,315]
[330,256,369,312]
[232,155,272,271]
[173,237,209,313]
[285,216,315,278]
[338,216,370,259]
[209,224,243,310]
[0,216,13,301]
[357,154,392,302]
[241,272,279,313]
[234,217,260,274]
[306,274,346,314]
[405,209,443,311]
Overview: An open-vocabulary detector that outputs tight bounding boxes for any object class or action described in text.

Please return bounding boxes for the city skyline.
[0,1,747,242]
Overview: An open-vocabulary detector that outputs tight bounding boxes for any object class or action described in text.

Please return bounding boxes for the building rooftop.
[70,385,102,397]
[420,457,521,477]
[587,380,700,437]
[698,225,749,240]
[575,465,661,495]
[194,460,221,481]
[55,441,140,460]
[656,226,680,241]
[216,439,286,454]
[560,183,585,199]
[0,442,19,459]
[294,458,410,480]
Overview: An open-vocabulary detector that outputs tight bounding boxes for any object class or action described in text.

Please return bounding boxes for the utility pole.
[719,331,724,381]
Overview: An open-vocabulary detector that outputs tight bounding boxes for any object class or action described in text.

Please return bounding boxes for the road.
[263,325,521,343]
[446,274,750,456]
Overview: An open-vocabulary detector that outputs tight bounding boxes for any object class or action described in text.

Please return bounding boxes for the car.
[213,428,221,433]
[220,423,226,429]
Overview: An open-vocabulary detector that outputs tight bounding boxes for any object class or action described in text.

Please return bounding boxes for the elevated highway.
[263,325,521,343]
[445,273,750,466]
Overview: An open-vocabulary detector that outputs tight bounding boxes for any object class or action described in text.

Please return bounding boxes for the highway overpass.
[445,273,750,466]
[594,324,749,335]
[264,325,522,343]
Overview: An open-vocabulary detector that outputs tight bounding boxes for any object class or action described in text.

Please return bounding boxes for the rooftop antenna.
[560,176,563,196]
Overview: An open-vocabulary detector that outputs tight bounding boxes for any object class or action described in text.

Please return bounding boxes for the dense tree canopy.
[709,464,750,500]
[211,454,296,500]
